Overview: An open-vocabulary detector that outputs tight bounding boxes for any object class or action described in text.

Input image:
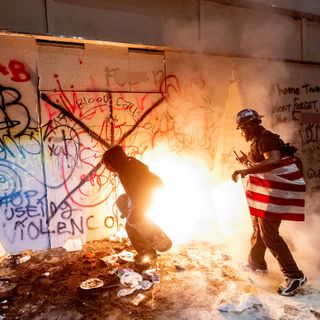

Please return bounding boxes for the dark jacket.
[103,145,164,223]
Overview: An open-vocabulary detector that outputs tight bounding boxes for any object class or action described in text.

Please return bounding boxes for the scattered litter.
[142,269,159,283]
[63,237,82,252]
[120,271,142,288]
[100,254,119,265]
[218,303,237,313]
[80,278,104,290]
[131,293,145,306]
[108,267,119,275]
[140,280,153,290]
[15,255,30,265]
[107,231,128,243]
[217,293,263,314]
[117,287,136,297]
[118,251,135,262]
[116,268,133,278]
[41,272,50,277]
[151,274,160,283]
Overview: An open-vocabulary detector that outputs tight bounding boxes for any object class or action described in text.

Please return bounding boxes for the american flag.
[245,157,306,221]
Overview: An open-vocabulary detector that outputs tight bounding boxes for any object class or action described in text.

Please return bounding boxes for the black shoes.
[278,275,307,296]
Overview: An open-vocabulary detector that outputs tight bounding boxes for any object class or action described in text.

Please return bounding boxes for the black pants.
[125,218,170,253]
[249,215,303,278]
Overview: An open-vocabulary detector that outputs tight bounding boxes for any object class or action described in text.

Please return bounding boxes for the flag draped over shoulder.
[245,157,306,221]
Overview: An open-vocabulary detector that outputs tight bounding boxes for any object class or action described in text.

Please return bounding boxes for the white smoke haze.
[281,192,320,279]
[162,18,203,52]
[240,13,297,60]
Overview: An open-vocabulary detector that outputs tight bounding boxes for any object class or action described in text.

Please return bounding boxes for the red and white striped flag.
[245,157,306,221]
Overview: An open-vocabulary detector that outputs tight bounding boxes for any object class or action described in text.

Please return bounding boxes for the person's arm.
[232,150,281,182]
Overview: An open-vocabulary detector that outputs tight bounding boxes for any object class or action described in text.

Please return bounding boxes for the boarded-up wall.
[1,34,320,254]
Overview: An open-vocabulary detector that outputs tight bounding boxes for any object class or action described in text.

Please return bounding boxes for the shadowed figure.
[103,145,172,265]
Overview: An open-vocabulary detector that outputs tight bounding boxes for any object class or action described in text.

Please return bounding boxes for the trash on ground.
[100,254,119,265]
[142,269,159,283]
[139,280,153,290]
[120,271,142,288]
[118,251,135,262]
[41,272,50,277]
[117,287,136,297]
[63,237,83,252]
[217,293,263,314]
[131,293,146,306]
[15,255,30,265]
[80,278,104,290]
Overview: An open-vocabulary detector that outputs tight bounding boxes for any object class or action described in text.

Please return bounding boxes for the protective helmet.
[236,108,262,129]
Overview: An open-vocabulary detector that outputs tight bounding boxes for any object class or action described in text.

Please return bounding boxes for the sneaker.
[240,263,268,274]
[278,275,307,296]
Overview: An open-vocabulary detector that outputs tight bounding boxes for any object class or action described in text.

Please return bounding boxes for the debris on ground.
[0,239,319,320]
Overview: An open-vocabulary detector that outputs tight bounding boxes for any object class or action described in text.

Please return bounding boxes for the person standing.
[231,108,307,296]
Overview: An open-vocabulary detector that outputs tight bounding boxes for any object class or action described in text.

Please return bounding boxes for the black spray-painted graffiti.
[40,93,165,224]
[0,85,31,138]
[270,83,319,122]
[270,82,320,192]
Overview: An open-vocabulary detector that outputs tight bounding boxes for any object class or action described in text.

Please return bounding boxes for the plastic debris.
[108,267,119,275]
[120,271,142,288]
[108,231,128,243]
[41,272,50,277]
[15,255,30,265]
[217,293,263,314]
[100,254,119,265]
[63,237,82,252]
[140,280,153,290]
[118,251,135,262]
[142,269,159,283]
[80,278,104,290]
[151,274,160,283]
[117,287,136,297]
[131,293,145,306]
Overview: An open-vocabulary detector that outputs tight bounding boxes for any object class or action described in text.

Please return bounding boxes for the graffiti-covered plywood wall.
[1,35,320,254]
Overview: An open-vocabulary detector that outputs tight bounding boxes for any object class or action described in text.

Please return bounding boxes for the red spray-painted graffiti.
[0,60,31,82]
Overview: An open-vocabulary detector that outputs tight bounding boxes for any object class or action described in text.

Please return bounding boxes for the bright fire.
[144,146,251,244]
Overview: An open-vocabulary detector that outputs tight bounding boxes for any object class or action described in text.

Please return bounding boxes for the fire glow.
[144,147,251,244]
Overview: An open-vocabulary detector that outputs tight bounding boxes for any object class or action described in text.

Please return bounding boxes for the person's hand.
[231,169,248,182]
[234,151,251,167]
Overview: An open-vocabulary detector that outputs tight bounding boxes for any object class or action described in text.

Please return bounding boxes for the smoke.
[281,191,320,278]
[156,1,320,282]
